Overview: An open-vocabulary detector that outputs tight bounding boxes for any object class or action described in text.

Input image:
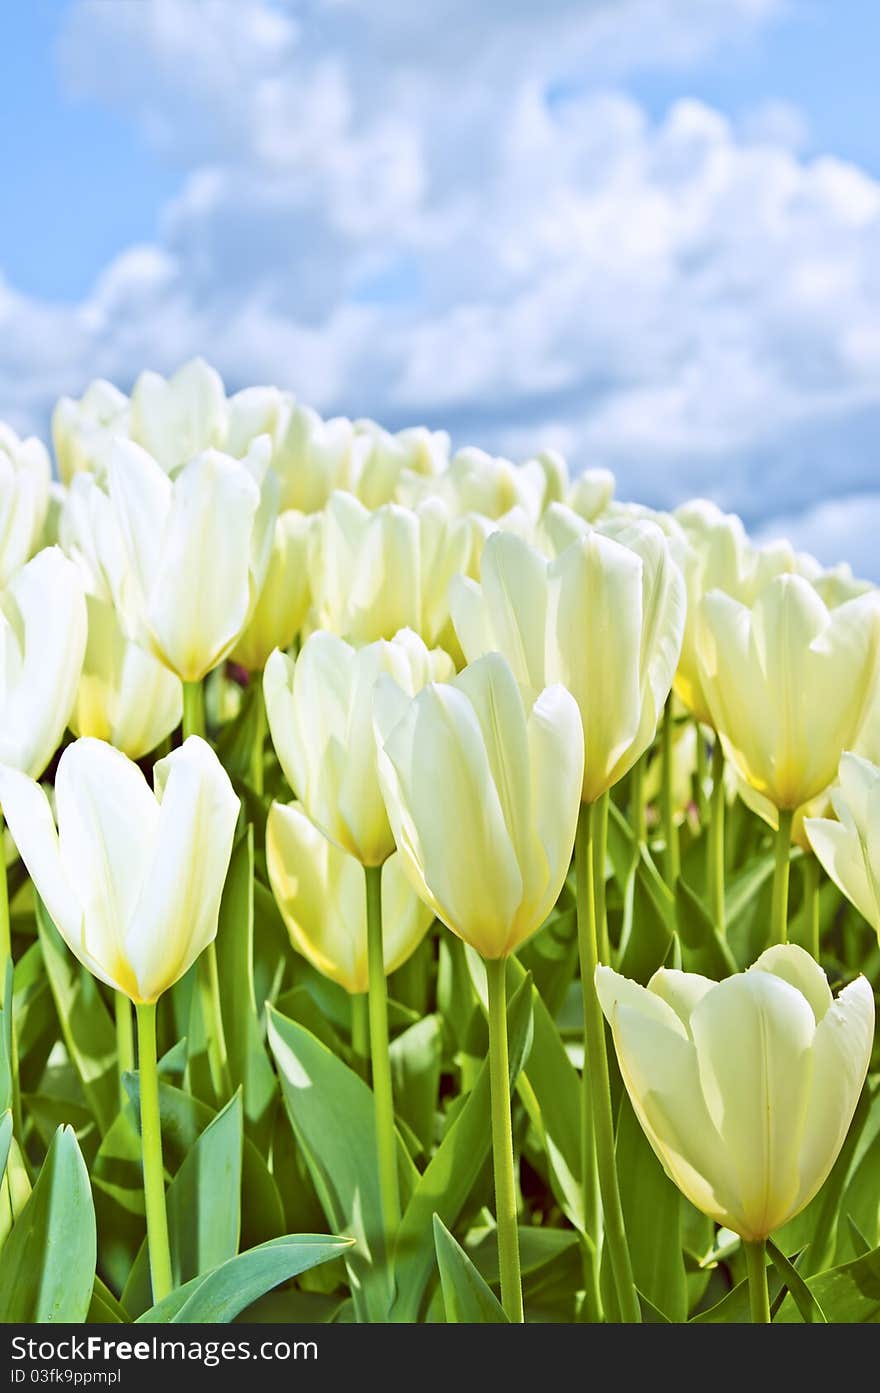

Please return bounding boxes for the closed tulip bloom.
[0,737,239,1003]
[567,468,616,522]
[0,425,51,585]
[70,593,182,758]
[0,548,87,778]
[353,420,449,509]
[310,491,470,647]
[59,473,132,618]
[52,379,130,484]
[129,358,228,474]
[451,522,685,803]
[374,652,584,958]
[273,405,370,513]
[805,752,880,937]
[224,386,292,459]
[264,628,453,866]
[596,946,874,1242]
[698,574,880,811]
[266,801,433,992]
[674,501,797,726]
[400,446,546,526]
[109,437,278,681]
[231,510,312,672]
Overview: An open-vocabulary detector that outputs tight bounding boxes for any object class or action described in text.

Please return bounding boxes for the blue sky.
[2,1,880,574]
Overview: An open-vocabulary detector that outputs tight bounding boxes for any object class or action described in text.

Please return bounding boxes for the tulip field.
[1,359,880,1328]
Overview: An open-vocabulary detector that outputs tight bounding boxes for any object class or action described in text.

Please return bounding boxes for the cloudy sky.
[2,1,879,572]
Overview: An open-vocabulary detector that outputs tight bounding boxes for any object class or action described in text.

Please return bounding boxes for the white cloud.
[3,0,880,575]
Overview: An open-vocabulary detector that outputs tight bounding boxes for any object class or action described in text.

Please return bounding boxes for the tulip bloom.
[597,947,873,1246]
[70,593,182,759]
[353,420,449,509]
[266,801,433,992]
[109,437,278,682]
[264,628,453,867]
[310,491,470,650]
[0,426,52,585]
[52,378,130,484]
[0,736,239,1003]
[0,548,87,780]
[451,521,685,804]
[129,358,228,474]
[231,511,312,673]
[805,752,880,939]
[374,652,583,959]
[273,406,370,513]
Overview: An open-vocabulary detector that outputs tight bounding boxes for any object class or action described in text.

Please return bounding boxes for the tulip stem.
[115,992,135,1109]
[803,855,820,960]
[708,739,726,933]
[576,801,641,1324]
[350,991,369,1080]
[485,956,525,1323]
[136,1002,173,1304]
[594,790,611,965]
[0,811,9,1000]
[364,864,401,1249]
[251,684,265,796]
[182,680,206,740]
[661,698,680,888]
[0,817,23,1148]
[695,724,709,824]
[630,755,647,844]
[182,679,230,1100]
[771,809,794,946]
[744,1240,771,1323]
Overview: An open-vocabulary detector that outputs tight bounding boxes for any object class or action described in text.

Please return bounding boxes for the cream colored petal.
[647,967,717,1032]
[476,532,550,690]
[804,815,880,934]
[0,765,83,963]
[127,736,239,1001]
[518,683,583,946]
[793,975,874,1212]
[690,971,816,1240]
[108,439,171,602]
[749,943,833,1023]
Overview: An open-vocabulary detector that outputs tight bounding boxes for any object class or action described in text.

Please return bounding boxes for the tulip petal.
[0,765,83,967]
[749,943,833,1023]
[793,975,874,1212]
[690,971,815,1239]
[109,439,171,603]
[522,683,583,934]
[126,736,239,1001]
[805,815,880,934]
[476,532,550,691]
[647,967,717,1031]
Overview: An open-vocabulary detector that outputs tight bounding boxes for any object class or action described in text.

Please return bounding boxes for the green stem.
[744,1239,771,1323]
[576,802,641,1323]
[594,790,610,965]
[136,1002,173,1304]
[579,1083,603,1323]
[708,739,726,934]
[695,724,709,823]
[0,817,23,1146]
[485,957,524,1323]
[350,991,369,1080]
[182,680,206,740]
[803,855,820,960]
[365,864,401,1246]
[115,992,135,1110]
[660,698,680,888]
[250,683,265,796]
[0,813,9,1003]
[630,756,647,844]
[182,679,229,1099]
[771,809,794,946]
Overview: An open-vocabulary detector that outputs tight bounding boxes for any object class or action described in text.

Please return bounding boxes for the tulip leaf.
[215,827,278,1150]
[122,1092,244,1316]
[268,1005,419,1322]
[35,897,118,1136]
[433,1215,509,1322]
[389,973,534,1323]
[390,1013,443,1155]
[87,1276,129,1324]
[0,1125,96,1322]
[136,1234,355,1324]
[674,876,739,977]
[773,1243,880,1323]
[614,1092,688,1322]
[766,1238,827,1323]
[0,1109,11,1182]
[846,1214,873,1259]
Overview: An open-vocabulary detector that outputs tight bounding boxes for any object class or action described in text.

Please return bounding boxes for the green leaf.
[216,829,278,1150]
[766,1238,827,1323]
[268,1005,419,1322]
[846,1214,873,1258]
[774,1243,880,1323]
[136,1234,354,1324]
[0,1110,10,1182]
[389,972,534,1322]
[122,1092,244,1316]
[433,1216,509,1322]
[615,1093,688,1322]
[35,897,118,1136]
[390,1014,443,1155]
[87,1277,129,1324]
[0,1125,96,1322]
[674,876,738,978]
